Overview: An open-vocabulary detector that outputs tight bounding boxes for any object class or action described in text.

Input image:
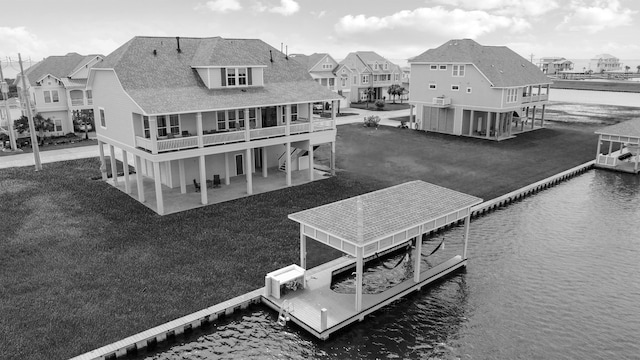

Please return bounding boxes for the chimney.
[285,45,288,60]
[176,36,181,53]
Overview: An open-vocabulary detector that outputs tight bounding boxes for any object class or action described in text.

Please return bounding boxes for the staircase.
[278,146,320,172]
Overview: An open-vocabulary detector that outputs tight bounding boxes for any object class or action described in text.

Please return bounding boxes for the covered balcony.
[134,103,337,154]
[521,84,550,104]
[432,96,452,107]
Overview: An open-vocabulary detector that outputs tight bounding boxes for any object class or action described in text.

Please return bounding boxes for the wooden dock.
[262,255,466,339]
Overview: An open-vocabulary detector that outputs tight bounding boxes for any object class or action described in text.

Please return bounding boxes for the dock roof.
[596,118,640,139]
[288,181,482,248]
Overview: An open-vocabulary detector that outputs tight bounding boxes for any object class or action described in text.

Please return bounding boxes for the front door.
[254,148,263,169]
[235,154,244,176]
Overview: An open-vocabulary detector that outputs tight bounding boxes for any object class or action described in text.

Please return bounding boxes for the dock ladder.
[277,300,294,326]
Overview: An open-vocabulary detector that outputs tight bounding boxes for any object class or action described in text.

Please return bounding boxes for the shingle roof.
[596,118,640,139]
[22,53,89,86]
[339,51,400,75]
[288,181,482,246]
[96,36,341,114]
[409,39,551,87]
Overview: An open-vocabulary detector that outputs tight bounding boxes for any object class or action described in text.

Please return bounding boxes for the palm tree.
[387,84,401,104]
[364,86,375,109]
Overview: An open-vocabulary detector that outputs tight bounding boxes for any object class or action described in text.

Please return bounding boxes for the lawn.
[0,121,598,360]
[0,133,96,157]
[349,101,410,111]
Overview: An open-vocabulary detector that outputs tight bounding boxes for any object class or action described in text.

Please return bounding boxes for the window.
[387,74,391,81]
[429,83,437,90]
[394,74,399,81]
[44,90,59,103]
[156,116,167,137]
[99,108,106,127]
[86,90,93,105]
[341,78,347,87]
[439,65,447,70]
[453,65,465,77]
[342,69,346,73]
[322,64,332,69]
[239,109,245,128]
[217,111,226,130]
[362,75,369,84]
[384,63,388,70]
[430,65,438,70]
[506,88,518,103]
[374,63,378,70]
[291,104,298,121]
[155,115,180,136]
[143,116,150,138]
[238,68,247,85]
[228,110,236,129]
[451,85,459,91]
[360,90,368,101]
[249,108,256,129]
[225,67,249,87]
[53,118,62,132]
[329,78,335,86]
[466,87,472,93]
[227,68,236,86]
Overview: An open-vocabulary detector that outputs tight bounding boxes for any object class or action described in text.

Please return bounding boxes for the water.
[136,170,640,359]
[550,88,640,107]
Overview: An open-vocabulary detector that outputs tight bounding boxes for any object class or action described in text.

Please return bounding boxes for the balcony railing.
[71,99,84,106]
[135,120,335,153]
[521,94,549,104]
[432,97,451,107]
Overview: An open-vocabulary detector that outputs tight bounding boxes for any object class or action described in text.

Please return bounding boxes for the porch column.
[149,116,158,154]
[178,159,186,194]
[541,104,546,127]
[409,105,414,129]
[485,113,490,139]
[308,102,313,133]
[596,135,602,159]
[262,146,268,178]
[355,246,364,312]
[153,161,164,215]
[300,226,306,269]
[469,110,474,136]
[224,153,230,185]
[608,140,613,154]
[331,100,337,128]
[285,104,291,136]
[109,145,118,186]
[244,108,250,141]
[525,107,529,129]
[413,235,422,283]
[286,142,292,186]
[134,155,145,203]
[330,141,336,176]
[199,155,207,205]
[308,142,314,181]
[508,112,513,137]
[256,107,262,129]
[122,149,131,194]
[245,148,253,195]
[196,112,203,148]
[276,106,283,126]
[531,106,536,129]
[462,214,471,259]
[98,140,108,180]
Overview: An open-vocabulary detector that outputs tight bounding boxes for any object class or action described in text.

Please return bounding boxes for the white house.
[409,39,552,140]
[88,36,341,215]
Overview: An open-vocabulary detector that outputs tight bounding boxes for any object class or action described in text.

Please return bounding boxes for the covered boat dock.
[595,119,640,174]
[262,181,482,339]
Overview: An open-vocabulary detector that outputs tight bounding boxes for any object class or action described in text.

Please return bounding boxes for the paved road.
[0,107,411,169]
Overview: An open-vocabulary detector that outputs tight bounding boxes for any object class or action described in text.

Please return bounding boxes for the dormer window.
[223,67,249,87]
[384,63,388,70]
[374,63,378,70]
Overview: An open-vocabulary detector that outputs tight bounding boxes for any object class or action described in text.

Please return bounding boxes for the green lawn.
[0,134,96,157]
[0,121,598,360]
[349,101,410,111]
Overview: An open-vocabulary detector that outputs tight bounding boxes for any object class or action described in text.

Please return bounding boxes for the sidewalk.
[0,108,411,169]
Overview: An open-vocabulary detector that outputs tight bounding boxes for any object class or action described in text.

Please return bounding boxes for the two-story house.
[336,51,401,106]
[15,53,103,135]
[88,36,341,215]
[589,54,622,72]
[539,57,574,75]
[290,53,348,108]
[408,39,552,140]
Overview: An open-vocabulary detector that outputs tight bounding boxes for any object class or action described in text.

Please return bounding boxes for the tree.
[14,113,54,146]
[73,109,94,140]
[637,65,640,73]
[625,65,631,73]
[387,84,402,104]
[363,86,375,109]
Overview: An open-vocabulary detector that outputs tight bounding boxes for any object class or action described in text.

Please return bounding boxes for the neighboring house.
[539,57,573,75]
[589,54,622,72]
[336,51,402,106]
[408,39,552,140]
[88,36,341,215]
[290,53,348,108]
[14,53,103,136]
[400,67,410,101]
[0,97,21,130]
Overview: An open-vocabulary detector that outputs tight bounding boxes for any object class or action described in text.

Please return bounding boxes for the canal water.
[550,88,640,107]
[135,169,640,359]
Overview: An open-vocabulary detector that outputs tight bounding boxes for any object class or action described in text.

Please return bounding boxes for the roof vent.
[270,50,273,63]
[153,49,157,56]
[176,37,181,53]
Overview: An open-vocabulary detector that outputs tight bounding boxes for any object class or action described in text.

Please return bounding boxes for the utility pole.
[0,65,18,151]
[530,53,535,63]
[18,53,42,171]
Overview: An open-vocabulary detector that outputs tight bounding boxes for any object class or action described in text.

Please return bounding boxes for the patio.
[107,167,331,215]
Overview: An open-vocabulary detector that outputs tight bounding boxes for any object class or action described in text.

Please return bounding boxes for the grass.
[349,101,410,111]
[0,133,97,157]
[0,119,599,360]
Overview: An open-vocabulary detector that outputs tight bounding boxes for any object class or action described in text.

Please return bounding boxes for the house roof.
[21,53,100,86]
[409,39,552,87]
[288,180,482,246]
[595,118,640,139]
[593,54,618,59]
[95,36,341,115]
[339,51,400,75]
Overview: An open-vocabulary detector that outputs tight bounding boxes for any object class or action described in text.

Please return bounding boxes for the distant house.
[400,67,410,101]
[0,97,21,129]
[589,54,622,72]
[290,53,346,107]
[539,57,574,75]
[336,51,402,106]
[88,36,341,215]
[14,53,103,135]
[408,39,552,140]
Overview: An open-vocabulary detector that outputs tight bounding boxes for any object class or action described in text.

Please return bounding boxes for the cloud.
[556,0,636,33]
[335,7,531,39]
[0,27,48,59]
[199,0,242,13]
[254,0,300,16]
[434,0,560,17]
[311,10,327,19]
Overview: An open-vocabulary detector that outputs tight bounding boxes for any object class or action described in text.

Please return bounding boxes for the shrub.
[363,115,381,128]
[375,99,385,110]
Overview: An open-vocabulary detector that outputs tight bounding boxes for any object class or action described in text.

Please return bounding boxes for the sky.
[1,0,640,77]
